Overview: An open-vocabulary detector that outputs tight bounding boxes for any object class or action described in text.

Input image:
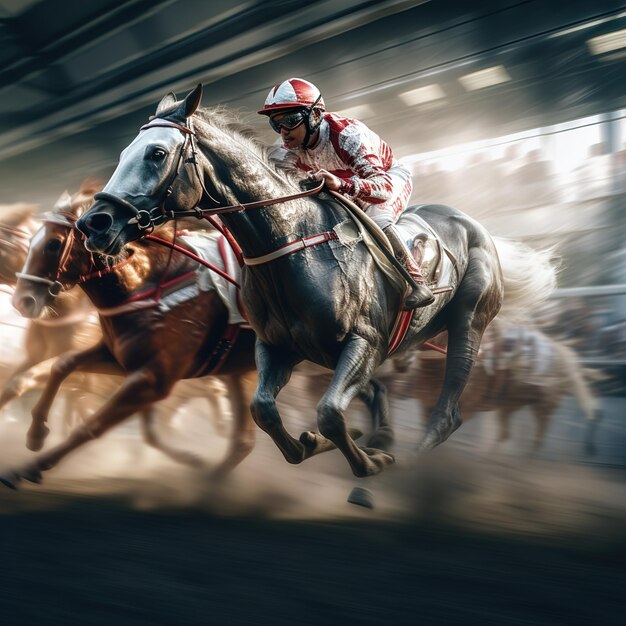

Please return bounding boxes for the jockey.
[258,77,434,309]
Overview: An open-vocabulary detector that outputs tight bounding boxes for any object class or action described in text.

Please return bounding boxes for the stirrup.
[404,284,435,310]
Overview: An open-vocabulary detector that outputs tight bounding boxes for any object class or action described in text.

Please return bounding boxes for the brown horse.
[388,318,601,454]
[0,198,98,424]
[2,187,261,487]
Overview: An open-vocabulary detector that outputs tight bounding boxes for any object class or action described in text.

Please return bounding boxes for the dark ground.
[0,486,624,626]
[0,362,624,625]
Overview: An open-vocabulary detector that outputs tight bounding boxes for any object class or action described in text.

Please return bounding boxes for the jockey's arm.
[339,152,394,205]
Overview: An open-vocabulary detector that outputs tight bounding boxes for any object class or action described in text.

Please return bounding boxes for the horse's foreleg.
[27,342,113,452]
[0,369,172,489]
[250,340,309,464]
[0,358,49,412]
[0,325,49,410]
[496,408,513,444]
[305,334,394,478]
[210,374,256,479]
[529,402,554,454]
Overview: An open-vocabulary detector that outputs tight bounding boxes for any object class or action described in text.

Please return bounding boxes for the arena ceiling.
[0,0,625,202]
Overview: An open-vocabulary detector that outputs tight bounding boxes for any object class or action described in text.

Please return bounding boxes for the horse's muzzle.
[76,202,114,238]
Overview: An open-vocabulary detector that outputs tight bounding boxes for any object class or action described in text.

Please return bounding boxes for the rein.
[174,181,325,218]
[18,209,240,305]
[91,114,325,231]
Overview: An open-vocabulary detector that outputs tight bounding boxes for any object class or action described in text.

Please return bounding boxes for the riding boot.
[383,225,435,310]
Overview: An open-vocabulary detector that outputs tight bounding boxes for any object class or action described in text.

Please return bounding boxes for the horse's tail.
[492,237,558,321]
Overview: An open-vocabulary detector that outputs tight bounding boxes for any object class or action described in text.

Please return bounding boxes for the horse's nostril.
[86,212,113,234]
[14,294,37,318]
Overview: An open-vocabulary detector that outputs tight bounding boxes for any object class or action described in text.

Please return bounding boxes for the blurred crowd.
[406,115,626,383]
[410,140,625,213]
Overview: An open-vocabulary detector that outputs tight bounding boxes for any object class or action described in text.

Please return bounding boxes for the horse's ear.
[156,91,178,116]
[54,191,72,212]
[183,84,203,118]
[78,177,103,197]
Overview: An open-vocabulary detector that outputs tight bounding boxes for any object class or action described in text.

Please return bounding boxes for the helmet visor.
[269,110,306,133]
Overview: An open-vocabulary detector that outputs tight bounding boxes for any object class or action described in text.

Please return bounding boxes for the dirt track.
[0,361,624,625]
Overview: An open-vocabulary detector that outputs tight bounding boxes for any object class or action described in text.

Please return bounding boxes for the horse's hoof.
[21,466,43,484]
[26,424,49,452]
[347,487,374,509]
[0,471,22,490]
[361,447,395,466]
[299,431,317,448]
[183,454,206,469]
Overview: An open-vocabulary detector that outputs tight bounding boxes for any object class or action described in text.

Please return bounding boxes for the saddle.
[326,191,456,294]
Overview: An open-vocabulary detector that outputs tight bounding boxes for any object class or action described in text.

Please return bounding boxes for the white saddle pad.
[179,231,246,325]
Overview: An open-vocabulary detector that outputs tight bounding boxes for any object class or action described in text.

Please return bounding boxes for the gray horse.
[77,85,556,478]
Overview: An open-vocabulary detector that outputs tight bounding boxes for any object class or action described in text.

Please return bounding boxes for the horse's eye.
[150,148,167,161]
[45,239,62,254]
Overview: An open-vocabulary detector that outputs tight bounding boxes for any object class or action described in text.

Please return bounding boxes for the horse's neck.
[197,123,310,257]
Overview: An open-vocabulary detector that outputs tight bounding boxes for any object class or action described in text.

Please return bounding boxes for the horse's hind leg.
[303,334,394,477]
[417,250,501,454]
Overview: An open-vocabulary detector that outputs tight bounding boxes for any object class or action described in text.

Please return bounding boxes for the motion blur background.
[0,2,624,624]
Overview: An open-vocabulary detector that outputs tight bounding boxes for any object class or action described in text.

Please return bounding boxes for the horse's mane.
[161,105,300,188]
[0,203,38,226]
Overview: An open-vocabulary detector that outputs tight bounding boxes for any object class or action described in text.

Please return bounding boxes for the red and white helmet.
[258,78,325,115]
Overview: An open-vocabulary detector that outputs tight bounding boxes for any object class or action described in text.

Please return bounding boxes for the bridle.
[92,118,201,232]
[16,213,132,298]
[87,116,324,234]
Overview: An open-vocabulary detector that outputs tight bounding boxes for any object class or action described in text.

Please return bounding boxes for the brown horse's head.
[12,181,102,318]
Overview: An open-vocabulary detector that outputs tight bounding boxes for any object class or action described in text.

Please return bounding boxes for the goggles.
[269,110,306,133]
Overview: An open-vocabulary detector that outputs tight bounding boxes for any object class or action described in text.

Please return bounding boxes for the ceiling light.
[587,28,626,55]
[336,104,374,119]
[459,65,511,91]
[398,84,445,106]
